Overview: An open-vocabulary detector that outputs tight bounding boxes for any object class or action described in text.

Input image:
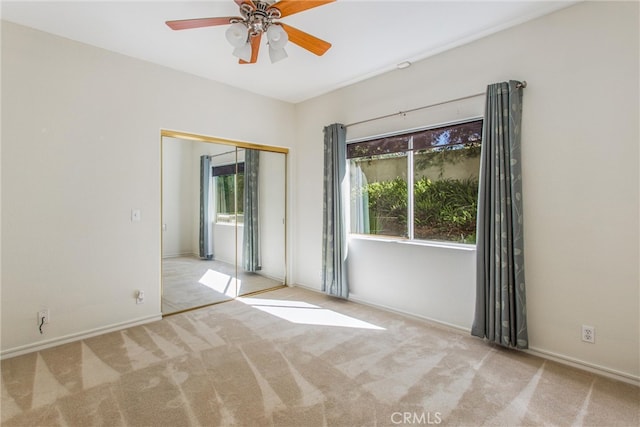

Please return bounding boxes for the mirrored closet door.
[161,131,287,315]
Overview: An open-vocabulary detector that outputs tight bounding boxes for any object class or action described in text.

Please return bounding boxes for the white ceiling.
[2,0,576,103]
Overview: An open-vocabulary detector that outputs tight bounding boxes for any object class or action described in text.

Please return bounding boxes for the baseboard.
[0,313,162,360]
[292,283,469,334]
[291,283,640,387]
[348,293,471,334]
[525,347,640,386]
[254,270,286,283]
[162,252,196,259]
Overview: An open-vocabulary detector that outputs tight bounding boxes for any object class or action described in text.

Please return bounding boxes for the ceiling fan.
[166,0,335,64]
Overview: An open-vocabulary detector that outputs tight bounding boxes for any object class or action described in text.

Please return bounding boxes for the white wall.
[212,224,240,266]
[292,1,639,380]
[162,138,194,257]
[1,21,294,355]
[258,151,286,281]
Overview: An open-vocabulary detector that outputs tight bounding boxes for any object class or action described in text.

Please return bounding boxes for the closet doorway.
[161,130,288,315]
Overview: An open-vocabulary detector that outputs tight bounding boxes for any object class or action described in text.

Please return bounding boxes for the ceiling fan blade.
[270,0,335,18]
[279,23,331,56]
[235,0,256,7]
[166,17,236,30]
[240,33,262,64]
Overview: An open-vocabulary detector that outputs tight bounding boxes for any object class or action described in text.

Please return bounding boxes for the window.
[348,119,482,244]
[213,163,244,224]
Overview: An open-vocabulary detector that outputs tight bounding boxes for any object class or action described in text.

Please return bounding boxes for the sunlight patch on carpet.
[198,269,237,297]
[237,298,385,330]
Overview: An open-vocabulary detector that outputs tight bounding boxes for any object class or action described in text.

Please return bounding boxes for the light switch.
[131,209,141,222]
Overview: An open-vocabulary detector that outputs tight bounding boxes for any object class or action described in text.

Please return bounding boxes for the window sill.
[348,234,476,251]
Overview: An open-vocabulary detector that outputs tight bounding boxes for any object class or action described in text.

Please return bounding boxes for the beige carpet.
[2,286,638,426]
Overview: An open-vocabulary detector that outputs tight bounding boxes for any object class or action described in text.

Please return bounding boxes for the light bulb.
[269,46,288,63]
[232,42,252,62]
[266,25,288,50]
[225,22,248,48]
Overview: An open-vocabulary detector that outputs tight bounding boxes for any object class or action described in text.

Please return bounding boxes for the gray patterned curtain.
[471,80,527,349]
[322,123,349,298]
[243,149,261,272]
[199,155,213,260]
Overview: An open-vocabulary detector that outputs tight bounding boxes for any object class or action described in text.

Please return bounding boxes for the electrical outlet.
[37,309,49,325]
[37,309,49,334]
[136,290,145,304]
[582,325,595,343]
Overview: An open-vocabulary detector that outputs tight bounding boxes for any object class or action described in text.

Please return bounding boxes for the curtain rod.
[344,81,527,129]
[208,149,237,159]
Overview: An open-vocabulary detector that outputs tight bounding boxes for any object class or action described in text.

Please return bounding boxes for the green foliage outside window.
[216,173,244,223]
[413,177,478,243]
[366,177,478,243]
[366,178,407,236]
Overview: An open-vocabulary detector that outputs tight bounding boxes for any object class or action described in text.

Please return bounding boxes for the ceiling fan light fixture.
[269,46,288,63]
[166,0,335,64]
[266,24,288,50]
[232,42,253,62]
[225,22,248,48]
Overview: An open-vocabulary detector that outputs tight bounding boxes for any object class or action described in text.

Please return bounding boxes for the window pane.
[413,143,480,243]
[236,173,244,216]
[213,162,245,177]
[348,120,482,243]
[216,172,244,224]
[412,120,482,151]
[349,153,408,237]
[347,135,408,159]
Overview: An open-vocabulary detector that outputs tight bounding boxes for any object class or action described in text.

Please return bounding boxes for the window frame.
[346,117,483,248]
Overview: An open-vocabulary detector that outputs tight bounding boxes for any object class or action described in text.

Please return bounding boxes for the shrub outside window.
[348,119,482,244]
[214,163,244,224]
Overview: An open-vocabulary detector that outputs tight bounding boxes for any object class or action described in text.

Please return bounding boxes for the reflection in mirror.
[161,134,286,316]
[236,148,286,296]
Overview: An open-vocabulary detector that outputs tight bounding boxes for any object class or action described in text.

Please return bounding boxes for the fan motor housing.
[241,1,282,36]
